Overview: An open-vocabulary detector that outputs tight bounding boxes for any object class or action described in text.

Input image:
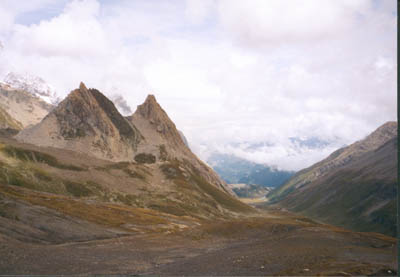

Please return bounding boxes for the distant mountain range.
[266,121,397,237]
[207,153,294,198]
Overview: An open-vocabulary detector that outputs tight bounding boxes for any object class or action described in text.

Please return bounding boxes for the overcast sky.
[0,0,396,171]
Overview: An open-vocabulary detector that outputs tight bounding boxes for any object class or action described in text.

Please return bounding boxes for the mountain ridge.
[16,82,142,162]
[265,121,398,236]
[268,121,397,201]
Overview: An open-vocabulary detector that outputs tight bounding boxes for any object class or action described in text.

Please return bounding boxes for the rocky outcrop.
[132,95,187,149]
[16,82,142,161]
[0,106,23,130]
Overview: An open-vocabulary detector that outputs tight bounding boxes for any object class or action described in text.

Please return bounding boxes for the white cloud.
[185,0,215,24]
[217,0,371,46]
[10,0,107,58]
[0,0,396,171]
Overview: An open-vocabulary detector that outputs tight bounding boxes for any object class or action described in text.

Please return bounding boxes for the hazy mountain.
[0,82,54,128]
[207,153,294,198]
[208,153,294,186]
[3,72,61,105]
[267,121,397,236]
[226,183,273,198]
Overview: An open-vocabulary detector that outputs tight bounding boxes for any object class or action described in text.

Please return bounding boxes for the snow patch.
[3,72,61,105]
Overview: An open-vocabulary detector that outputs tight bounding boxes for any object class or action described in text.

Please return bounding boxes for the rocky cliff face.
[267,121,398,236]
[16,83,142,161]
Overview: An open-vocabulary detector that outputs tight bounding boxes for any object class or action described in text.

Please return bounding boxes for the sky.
[0,0,396,171]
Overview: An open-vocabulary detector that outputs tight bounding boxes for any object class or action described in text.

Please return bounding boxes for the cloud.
[0,0,396,171]
[185,0,215,24]
[217,0,371,46]
[110,94,132,115]
[10,0,107,58]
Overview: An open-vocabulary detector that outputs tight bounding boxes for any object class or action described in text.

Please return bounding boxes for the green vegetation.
[123,168,146,180]
[64,181,94,197]
[1,145,86,171]
[190,173,254,213]
[159,159,254,215]
[61,128,87,138]
[0,185,168,229]
[0,162,65,195]
[287,171,397,237]
[134,153,156,164]
[160,160,183,179]
[159,144,168,161]
[95,161,147,181]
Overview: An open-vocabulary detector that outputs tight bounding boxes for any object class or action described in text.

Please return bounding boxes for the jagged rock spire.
[132,94,187,148]
[79,82,88,91]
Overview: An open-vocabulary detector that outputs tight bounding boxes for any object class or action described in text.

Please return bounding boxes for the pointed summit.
[136,94,165,119]
[16,84,142,161]
[145,94,157,103]
[129,94,230,194]
[131,94,186,149]
[79,81,88,91]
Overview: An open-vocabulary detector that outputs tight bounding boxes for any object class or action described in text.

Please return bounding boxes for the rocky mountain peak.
[16,83,142,161]
[361,121,397,146]
[79,81,88,91]
[133,94,186,148]
[136,94,165,119]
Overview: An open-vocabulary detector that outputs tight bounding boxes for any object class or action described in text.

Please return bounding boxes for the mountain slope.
[0,107,23,130]
[0,83,53,128]
[128,95,231,195]
[267,122,397,236]
[11,85,249,221]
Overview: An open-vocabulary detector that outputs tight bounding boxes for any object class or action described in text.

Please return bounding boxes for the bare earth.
[0,209,396,276]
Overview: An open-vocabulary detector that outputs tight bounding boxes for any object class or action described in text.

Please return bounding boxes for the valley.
[0,131,397,275]
[0,82,397,275]
[0,184,396,276]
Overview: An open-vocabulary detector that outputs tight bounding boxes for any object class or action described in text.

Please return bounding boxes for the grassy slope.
[0,137,254,233]
[274,138,397,237]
